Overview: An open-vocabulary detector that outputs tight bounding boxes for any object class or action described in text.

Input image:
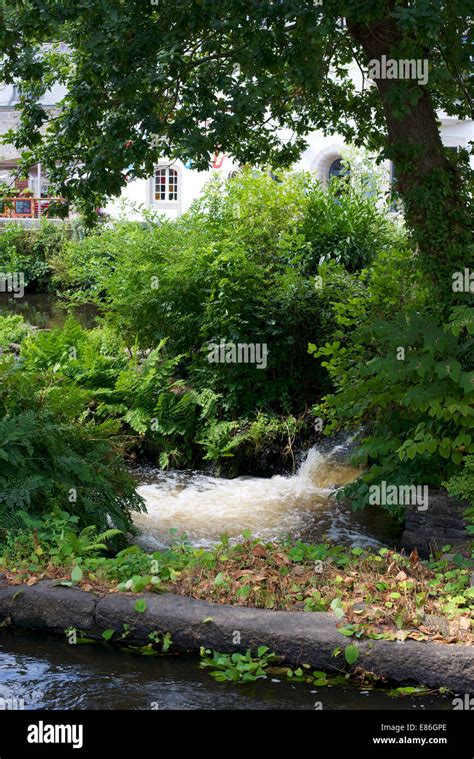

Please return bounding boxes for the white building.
[1,76,472,222]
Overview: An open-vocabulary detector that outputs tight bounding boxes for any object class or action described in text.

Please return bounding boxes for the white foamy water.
[132,444,389,549]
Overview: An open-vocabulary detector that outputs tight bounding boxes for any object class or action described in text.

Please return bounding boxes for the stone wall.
[401,489,470,558]
[0,579,473,691]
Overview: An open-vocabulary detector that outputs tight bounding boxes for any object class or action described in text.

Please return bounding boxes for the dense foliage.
[310,247,474,511]
[0,221,68,292]
[0,168,470,550]
[54,170,403,414]
[0,341,144,532]
[0,313,303,490]
[2,0,471,306]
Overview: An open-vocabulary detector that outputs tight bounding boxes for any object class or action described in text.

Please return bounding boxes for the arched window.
[328,158,349,181]
[154,166,178,202]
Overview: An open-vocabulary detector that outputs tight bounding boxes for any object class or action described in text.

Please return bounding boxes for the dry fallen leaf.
[292,565,306,576]
[409,549,419,568]
[273,552,290,566]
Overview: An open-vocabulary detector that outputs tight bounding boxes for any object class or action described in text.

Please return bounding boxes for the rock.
[357,639,472,692]
[421,613,450,637]
[95,592,474,691]
[0,581,472,691]
[400,489,470,558]
[0,581,97,632]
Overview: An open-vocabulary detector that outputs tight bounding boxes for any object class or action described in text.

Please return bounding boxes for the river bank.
[0,295,471,706]
[0,577,472,693]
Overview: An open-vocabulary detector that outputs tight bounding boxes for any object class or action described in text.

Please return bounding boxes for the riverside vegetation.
[0,169,472,669]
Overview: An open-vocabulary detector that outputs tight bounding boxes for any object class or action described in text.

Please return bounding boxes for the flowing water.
[0,296,414,709]
[133,442,402,550]
[0,632,453,711]
[0,439,414,710]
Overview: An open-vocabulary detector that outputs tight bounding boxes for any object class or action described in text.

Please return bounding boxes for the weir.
[132,443,396,549]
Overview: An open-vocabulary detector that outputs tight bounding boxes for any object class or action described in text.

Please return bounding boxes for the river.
[132,442,402,549]
[0,294,450,710]
[0,632,453,711]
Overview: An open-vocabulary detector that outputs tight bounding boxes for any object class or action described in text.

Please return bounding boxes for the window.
[154,167,178,202]
[328,158,349,181]
[445,146,459,158]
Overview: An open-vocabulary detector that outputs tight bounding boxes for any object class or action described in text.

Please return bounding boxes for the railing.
[0,197,68,219]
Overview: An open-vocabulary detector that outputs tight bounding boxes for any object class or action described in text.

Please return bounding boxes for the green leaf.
[213,572,226,586]
[161,632,172,652]
[338,625,356,637]
[134,599,147,613]
[344,644,359,665]
[71,565,83,583]
[330,597,345,618]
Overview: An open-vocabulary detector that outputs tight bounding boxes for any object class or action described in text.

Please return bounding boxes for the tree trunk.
[347,17,470,301]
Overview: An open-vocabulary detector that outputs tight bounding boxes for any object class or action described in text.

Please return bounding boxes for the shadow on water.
[0,294,98,330]
[0,631,453,711]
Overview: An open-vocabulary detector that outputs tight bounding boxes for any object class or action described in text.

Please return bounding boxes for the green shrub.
[11,316,305,469]
[0,355,144,532]
[0,221,69,291]
[52,169,403,414]
[0,510,123,566]
[445,455,474,507]
[310,244,474,513]
[302,181,401,272]
[445,455,474,541]
[0,315,32,347]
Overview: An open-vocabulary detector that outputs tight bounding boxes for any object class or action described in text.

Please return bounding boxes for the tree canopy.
[1,0,472,294]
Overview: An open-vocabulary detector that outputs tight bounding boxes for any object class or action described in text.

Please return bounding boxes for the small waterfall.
[131,441,391,549]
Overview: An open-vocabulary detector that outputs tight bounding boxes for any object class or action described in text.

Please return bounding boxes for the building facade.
[1,79,472,222]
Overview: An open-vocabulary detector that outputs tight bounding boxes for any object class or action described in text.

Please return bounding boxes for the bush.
[445,456,474,507]
[302,181,401,272]
[0,353,144,532]
[310,245,474,514]
[0,221,69,292]
[0,510,123,567]
[0,314,32,347]
[52,169,404,414]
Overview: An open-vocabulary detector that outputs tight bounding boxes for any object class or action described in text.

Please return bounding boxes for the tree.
[0,0,472,297]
